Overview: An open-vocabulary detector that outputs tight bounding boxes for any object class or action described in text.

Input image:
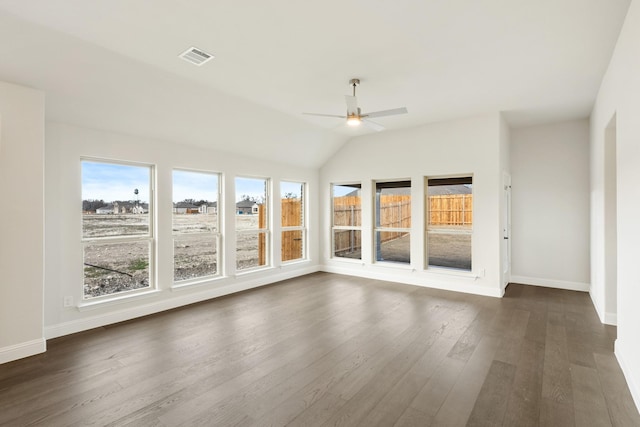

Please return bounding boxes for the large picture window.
[281,181,306,262]
[81,160,153,299]
[172,169,220,283]
[331,183,362,259]
[426,176,473,270]
[374,180,411,264]
[235,177,269,271]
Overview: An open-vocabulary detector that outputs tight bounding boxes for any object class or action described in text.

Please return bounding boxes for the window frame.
[171,168,222,286]
[425,175,473,272]
[80,158,156,302]
[235,176,270,272]
[373,179,412,265]
[280,180,307,263]
[331,182,363,261]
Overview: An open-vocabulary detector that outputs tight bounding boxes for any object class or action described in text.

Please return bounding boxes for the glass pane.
[236,177,267,230]
[427,181,472,227]
[282,230,304,262]
[376,182,411,228]
[82,161,150,238]
[427,231,472,270]
[84,241,150,298]
[174,235,218,281]
[332,184,361,226]
[333,230,361,260]
[375,231,410,264]
[236,231,268,271]
[173,170,219,234]
[281,181,304,227]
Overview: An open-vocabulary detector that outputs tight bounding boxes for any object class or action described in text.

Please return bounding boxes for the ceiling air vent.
[179,46,214,66]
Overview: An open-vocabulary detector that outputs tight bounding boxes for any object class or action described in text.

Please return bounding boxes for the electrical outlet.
[63,296,74,307]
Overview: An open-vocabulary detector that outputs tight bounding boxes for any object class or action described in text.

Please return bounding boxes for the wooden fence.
[428,194,473,226]
[258,199,304,264]
[281,199,303,262]
[332,194,473,254]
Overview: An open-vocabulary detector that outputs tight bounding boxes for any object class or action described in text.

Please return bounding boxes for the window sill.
[77,289,162,311]
[280,258,310,267]
[171,275,226,291]
[373,261,413,270]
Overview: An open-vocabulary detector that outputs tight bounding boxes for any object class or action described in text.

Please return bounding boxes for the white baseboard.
[321,264,503,298]
[615,340,640,415]
[0,338,46,364]
[510,275,589,292]
[45,265,320,339]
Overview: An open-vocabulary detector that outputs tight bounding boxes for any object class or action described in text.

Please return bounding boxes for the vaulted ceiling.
[0,0,631,167]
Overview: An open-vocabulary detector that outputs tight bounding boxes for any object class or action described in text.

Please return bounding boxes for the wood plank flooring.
[1,272,639,426]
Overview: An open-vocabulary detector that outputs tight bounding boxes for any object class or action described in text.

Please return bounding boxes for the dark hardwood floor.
[1,272,639,426]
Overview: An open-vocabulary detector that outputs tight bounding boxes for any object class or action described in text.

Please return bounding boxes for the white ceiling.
[0,0,631,168]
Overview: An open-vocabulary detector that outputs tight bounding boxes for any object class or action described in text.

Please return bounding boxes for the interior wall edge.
[615,339,640,415]
[590,287,606,324]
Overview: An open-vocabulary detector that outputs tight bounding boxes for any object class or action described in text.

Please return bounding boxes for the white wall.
[44,122,319,338]
[320,113,504,297]
[0,81,45,363]
[591,0,640,411]
[510,120,591,291]
[499,115,511,291]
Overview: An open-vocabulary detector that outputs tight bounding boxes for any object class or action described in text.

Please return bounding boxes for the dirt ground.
[335,231,472,270]
[83,214,471,298]
[83,214,262,298]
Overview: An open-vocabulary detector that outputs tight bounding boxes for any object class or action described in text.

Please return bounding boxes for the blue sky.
[173,169,218,202]
[333,184,360,197]
[82,161,150,203]
[82,162,304,203]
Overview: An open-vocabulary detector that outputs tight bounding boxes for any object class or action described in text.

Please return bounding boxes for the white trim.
[590,288,606,323]
[510,275,589,292]
[321,265,502,298]
[615,340,640,415]
[0,338,46,364]
[78,289,162,311]
[604,312,617,326]
[45,265,320,339]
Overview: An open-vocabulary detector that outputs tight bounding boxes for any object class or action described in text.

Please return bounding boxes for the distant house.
[236,199,259,215]
[199,201,217,214]
[95,201,148,214]
[96,205,114,214]
[173,201,199,214]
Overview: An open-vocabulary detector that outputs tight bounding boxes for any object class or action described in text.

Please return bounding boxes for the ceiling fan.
[303,79,408,131]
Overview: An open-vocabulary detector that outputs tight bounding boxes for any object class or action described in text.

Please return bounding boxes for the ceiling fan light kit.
[303,78,407,132]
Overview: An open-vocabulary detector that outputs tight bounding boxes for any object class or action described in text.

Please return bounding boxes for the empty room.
[1,1,640,426]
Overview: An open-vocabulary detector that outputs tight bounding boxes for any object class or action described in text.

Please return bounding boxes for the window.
[236,177,269,271]
[172,170,221,283]
[331,183,362,259]
[374,180,411,264]
[426,177,472,270]
[281,181,306,262]
[81,160,153,299]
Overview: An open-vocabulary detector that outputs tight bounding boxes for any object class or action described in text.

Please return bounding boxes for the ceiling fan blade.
[302,113,346,118]
[345,95,359,115]
[362,118,385,132]
[362,107,408,119]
